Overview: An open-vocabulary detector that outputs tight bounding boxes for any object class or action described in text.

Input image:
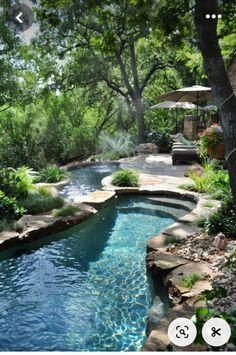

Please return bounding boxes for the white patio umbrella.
[150,100,204,132]
[156,85,213,118]
[156,85,213,103]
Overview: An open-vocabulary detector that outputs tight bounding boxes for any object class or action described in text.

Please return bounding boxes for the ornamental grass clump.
[111,169,139,187]
[53,205,80,217]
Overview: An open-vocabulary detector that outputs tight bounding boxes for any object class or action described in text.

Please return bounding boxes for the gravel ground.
[166,232,236,313]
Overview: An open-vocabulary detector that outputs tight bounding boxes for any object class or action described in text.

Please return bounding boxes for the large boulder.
[135,143,158,154]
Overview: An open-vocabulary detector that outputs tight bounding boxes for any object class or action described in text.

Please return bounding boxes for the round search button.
[168,317,197,347]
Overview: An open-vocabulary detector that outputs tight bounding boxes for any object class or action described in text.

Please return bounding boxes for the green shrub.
[0,166,36,198]
[187,159,218,193]
[206,197,236,237]
[182,159,231,200]
[194,216,207,228]
[0,219,9,232]
[14,166,36,198]
[193,286,236,348]
[0,167,17,197]
[111,169,139,187]
[181,273,204,288]
[19,192,64,215]
[0,190,25,222]
[53,204,80,217]
[38,186,52,197]
[35,165,64,183]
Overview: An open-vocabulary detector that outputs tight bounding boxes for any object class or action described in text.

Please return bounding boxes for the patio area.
[119,154,191,190]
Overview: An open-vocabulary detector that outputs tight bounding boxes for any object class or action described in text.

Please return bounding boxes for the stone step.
[146,196,195,211]
[117,202,189,220]
[116,206,180,220]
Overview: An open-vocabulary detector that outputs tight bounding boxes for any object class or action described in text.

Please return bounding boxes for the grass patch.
[111,169,139,187]
[178,183,196,191]
[19,192,64,215]
[203,202,214,208]
[164,235,178,245]
[181,273,204,288]
[53,205,80,217]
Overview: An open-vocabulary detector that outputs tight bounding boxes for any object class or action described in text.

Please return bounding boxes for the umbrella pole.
[175,109,178,133]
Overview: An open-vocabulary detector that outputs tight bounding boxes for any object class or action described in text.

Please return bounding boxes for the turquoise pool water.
[0,195,176,351]
[61,164,119,200]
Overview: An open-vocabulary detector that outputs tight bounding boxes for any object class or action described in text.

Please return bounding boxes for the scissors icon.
[176,325,189,338]
[211,327,221,337]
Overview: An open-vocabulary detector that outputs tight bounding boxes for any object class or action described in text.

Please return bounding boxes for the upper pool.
[60,163,119,200]
[0,193,193,351]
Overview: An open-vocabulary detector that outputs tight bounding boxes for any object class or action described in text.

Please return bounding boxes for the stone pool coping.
[62,160,121,171]
[0,202,97,252]
[34,178,71,190]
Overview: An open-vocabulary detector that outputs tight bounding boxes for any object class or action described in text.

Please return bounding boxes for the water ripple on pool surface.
[0,196,175,351]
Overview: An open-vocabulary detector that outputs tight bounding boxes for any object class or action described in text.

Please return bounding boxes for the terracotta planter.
[207,142,225,160]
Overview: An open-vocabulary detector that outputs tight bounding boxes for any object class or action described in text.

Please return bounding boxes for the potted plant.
[149,131,173,153]
[199,124,225,160]
[156,132,173,153]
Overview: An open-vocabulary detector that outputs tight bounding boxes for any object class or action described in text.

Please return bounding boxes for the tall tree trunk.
[133,94,145,142]
[194,0,236,205]
[116,50,146,142]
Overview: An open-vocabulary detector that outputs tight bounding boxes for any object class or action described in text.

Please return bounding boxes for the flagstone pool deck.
[119,153,192,189]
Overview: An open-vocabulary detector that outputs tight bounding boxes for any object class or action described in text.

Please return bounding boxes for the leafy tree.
[34,0,180,141]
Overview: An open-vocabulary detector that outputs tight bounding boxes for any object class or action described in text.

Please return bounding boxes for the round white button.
[168,317,197,347]
[202,318,231,347]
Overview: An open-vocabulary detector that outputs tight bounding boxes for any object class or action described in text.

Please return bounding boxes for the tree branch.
[140,62,173,93]
[115,51,134,98]
[101,74,129,99]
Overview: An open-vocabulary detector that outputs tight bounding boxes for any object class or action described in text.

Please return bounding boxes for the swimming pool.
[60,164,119,200]
[0,194,186,351]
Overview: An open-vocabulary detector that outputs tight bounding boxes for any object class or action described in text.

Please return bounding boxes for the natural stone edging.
[73,190,116,209]
[143,191,220,352]
[0,204,97,252]
[62,160,121,171]
[144,249,212,351]
[34,178,71,190]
